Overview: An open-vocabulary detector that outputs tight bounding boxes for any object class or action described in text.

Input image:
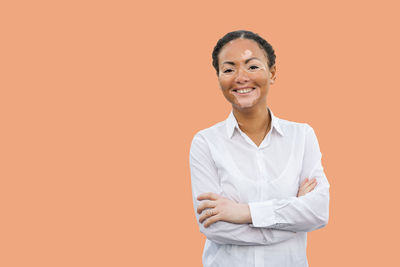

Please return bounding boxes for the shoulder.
[276,117,313,136]
[189,119,228,160]
[276,116,322,153]
[191,119,227,143]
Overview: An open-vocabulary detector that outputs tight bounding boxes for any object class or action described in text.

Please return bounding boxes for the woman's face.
[217,38,276,111]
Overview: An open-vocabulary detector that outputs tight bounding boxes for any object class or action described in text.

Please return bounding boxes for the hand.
[197,192,251,228]
[297,178,317,197]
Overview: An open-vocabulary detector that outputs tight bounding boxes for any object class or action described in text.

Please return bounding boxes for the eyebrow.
[222,57,261,65]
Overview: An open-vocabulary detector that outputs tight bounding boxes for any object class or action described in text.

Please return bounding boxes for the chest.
[246,133,266,147]
[211,136,304,203]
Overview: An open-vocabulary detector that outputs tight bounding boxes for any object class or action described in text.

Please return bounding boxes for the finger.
[298,179,316,197]
[297,187,307,197]
[298,179,312,193]
[300,178,309,187]
[304,180,317,192]
[301,178,315,189]
[197,200,217,214]
[199,208,217,223]
[197,192,220,201]
[204,214,221,228]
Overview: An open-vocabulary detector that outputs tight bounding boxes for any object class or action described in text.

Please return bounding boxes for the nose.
[234,66,249,84]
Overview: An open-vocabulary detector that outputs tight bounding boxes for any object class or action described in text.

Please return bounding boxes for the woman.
[189,30,330,267]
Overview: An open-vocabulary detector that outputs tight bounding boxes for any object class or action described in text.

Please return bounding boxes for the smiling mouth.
[233,87,256,94]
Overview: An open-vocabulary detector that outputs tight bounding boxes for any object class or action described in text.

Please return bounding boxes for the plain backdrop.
[1,0,400,266]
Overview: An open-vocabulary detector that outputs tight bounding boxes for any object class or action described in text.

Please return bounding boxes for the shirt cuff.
[248,201,276,228]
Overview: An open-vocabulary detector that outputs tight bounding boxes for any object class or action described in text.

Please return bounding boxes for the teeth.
[237,88,253,93]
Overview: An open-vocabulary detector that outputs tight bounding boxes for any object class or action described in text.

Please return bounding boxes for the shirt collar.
[226,107,285,139]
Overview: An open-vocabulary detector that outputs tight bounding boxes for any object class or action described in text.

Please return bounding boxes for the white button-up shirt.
[189,107,330,267]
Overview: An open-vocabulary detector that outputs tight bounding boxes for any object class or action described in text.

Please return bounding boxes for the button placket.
[255,149,263,201]
[256,149,268,180]
[256,150,263,180]
[259,152,266,176]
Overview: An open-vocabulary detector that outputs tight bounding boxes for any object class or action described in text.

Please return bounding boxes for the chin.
[233,103,256,110]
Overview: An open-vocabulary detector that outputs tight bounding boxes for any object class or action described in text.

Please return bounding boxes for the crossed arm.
[190,136,296,246]
[189,126,328,246]
[196,177,317,227]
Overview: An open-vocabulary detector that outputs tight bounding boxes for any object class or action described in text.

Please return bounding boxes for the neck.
[232,104,271,135]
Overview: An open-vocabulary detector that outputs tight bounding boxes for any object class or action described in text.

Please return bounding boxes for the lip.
[232,86,254,92]
[231,87,256,95]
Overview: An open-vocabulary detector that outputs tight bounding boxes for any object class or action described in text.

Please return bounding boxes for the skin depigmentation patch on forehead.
[241,49,253,59]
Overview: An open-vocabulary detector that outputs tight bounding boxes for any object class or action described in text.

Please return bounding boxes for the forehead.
[218,38,268,63]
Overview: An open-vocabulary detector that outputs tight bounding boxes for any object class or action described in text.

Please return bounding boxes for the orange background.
[1,0,399,266]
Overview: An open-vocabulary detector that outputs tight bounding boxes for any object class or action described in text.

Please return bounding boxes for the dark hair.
[212,30,276,76]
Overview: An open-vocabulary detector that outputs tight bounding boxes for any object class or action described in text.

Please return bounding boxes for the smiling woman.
[217,38,273,130]
[189,30,330,267]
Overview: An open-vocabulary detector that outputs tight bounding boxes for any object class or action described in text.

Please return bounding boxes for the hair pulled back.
[212,30,276,76]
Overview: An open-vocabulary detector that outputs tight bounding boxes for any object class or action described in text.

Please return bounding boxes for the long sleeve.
[189,133,297,246]
[248,124,330,232]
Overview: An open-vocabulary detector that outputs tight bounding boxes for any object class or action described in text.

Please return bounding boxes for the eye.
[223,69,233,73]
[249,65,259,70]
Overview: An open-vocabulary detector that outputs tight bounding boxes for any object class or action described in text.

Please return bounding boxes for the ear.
[269,65,277,84]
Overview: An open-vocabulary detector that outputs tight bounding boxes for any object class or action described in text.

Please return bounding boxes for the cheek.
[218,77,233,90]
[251,73,269,86]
